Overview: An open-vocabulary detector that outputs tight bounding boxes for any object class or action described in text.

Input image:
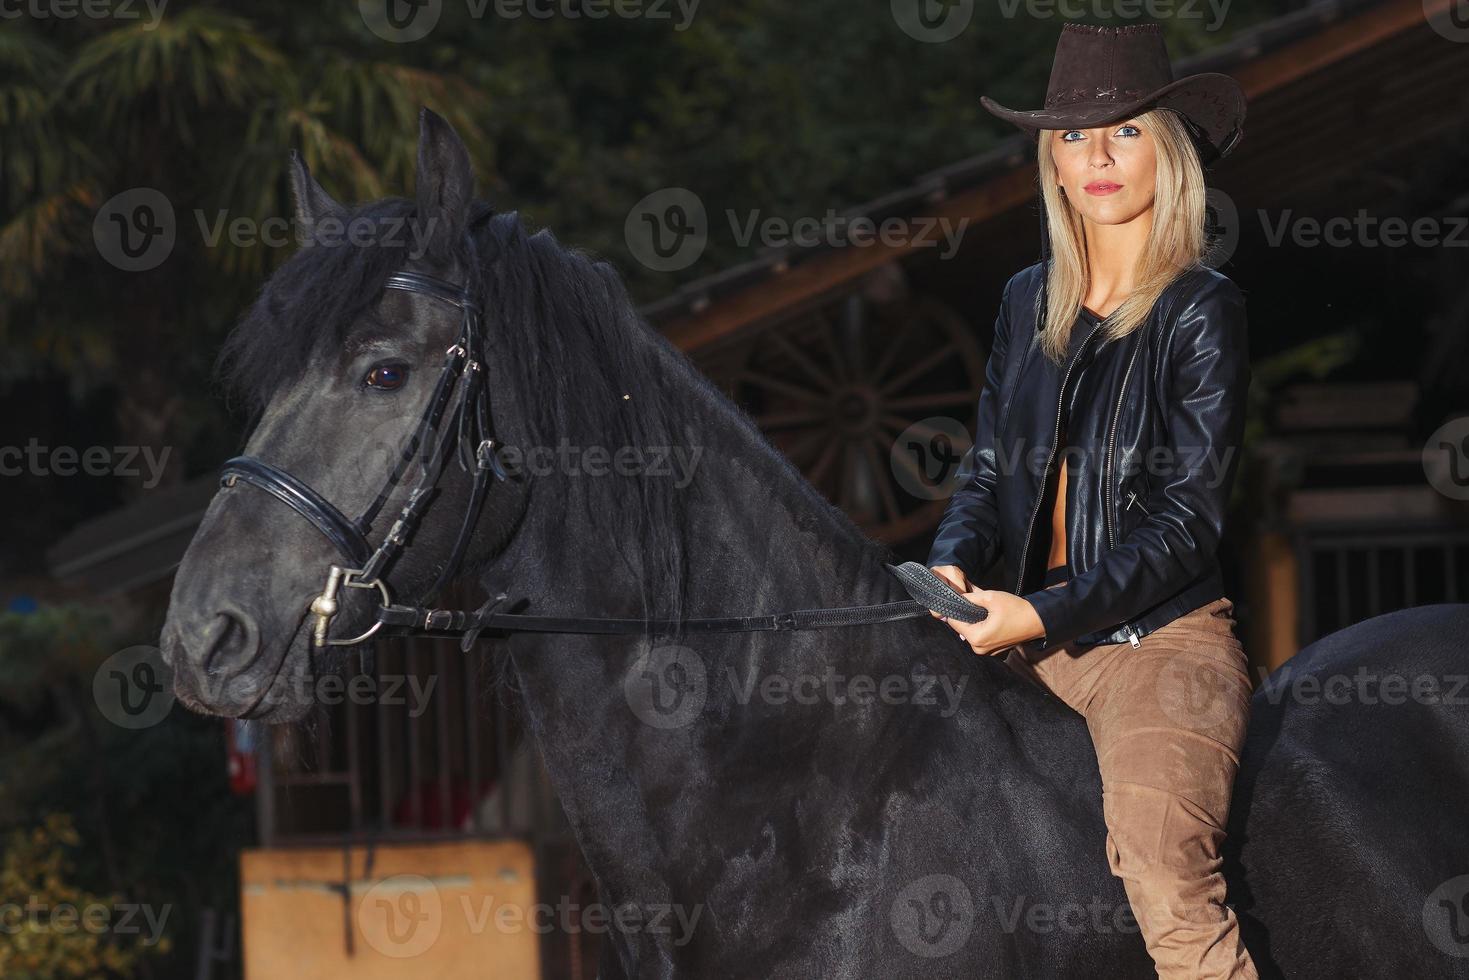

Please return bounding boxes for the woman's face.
[1048,117,1158,227]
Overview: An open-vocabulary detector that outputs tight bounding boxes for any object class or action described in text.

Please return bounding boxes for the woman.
[925,23,1258,980]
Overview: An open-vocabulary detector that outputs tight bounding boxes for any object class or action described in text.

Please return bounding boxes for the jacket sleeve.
[925,273,1018,582]
[1022,275,1250,648]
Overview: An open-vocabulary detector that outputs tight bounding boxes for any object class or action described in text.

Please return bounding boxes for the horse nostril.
[200,607,262,676]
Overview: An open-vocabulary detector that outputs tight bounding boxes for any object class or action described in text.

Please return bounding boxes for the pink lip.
[1084,181,1123,195]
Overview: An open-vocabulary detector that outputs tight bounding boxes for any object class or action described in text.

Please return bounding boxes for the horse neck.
[484,359,921,892]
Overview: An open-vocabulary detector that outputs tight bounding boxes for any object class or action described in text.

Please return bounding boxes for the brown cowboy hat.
[980,22,1245,165]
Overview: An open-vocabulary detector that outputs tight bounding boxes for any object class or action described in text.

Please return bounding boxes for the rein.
[219,271,980,650]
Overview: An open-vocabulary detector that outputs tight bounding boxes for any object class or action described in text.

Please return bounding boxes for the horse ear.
[414,107,474,251]
[288,150,346,231]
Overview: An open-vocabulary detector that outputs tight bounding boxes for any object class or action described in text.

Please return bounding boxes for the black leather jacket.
[926,258,1250,650]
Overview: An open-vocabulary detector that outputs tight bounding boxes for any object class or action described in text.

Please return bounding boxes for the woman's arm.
[925,273,1019,583]
[1022,274,1250,649]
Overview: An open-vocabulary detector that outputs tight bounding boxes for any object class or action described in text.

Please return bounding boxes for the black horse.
[161,110,1469,978]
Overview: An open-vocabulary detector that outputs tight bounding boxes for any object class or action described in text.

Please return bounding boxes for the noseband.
[221,270,507,648]
[218,271,976,650]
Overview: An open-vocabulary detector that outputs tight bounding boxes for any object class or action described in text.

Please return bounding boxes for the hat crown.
[1044,22,1176,111]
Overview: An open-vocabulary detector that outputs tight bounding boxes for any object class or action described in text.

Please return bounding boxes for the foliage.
[0,813,168,979]
[0,605,252,979]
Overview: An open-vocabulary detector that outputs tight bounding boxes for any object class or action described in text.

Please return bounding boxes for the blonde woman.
[926,23,1258,980]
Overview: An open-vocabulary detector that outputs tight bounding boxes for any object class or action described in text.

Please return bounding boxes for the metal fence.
[251,620,599,978]
[1294,523,1469,647]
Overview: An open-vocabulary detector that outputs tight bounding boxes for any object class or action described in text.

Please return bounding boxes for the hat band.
[1044,85,1152,107]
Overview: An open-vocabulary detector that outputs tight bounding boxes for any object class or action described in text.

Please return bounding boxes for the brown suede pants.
[1004,582,1259,979]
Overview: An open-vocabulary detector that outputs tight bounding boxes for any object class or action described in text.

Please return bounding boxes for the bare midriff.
[1047,436,1069,570]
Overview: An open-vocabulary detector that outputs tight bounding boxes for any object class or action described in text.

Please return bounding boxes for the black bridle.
[220,270,974,652]
[222,269,506,648]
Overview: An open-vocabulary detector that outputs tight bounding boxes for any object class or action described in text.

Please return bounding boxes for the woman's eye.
[364,363,409,390]
[1116,124,1140,137]
[1061,130,1083,142]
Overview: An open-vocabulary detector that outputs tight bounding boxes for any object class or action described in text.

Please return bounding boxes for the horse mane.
[217,200,889,635]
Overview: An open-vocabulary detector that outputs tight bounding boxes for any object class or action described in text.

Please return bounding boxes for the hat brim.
[980,72,1245,163]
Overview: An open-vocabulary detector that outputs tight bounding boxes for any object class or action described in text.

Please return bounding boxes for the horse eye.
[364,363,409,391]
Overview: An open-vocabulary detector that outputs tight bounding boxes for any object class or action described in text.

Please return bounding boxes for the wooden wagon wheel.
[708,290,988,544]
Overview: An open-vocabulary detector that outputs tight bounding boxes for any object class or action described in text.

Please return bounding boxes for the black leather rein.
[218,270,981,650]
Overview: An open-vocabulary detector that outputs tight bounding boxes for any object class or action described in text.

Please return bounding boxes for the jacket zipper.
[1014,319,1103,598]
[1104,334,1147,648]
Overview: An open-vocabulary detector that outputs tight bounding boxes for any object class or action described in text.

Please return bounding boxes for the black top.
[1034,307,1102,586]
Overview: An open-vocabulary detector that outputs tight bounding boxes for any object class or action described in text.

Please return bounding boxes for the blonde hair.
[1034,107,1208,364]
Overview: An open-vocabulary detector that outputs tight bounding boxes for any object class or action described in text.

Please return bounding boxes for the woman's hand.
[928,566,1046,657]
